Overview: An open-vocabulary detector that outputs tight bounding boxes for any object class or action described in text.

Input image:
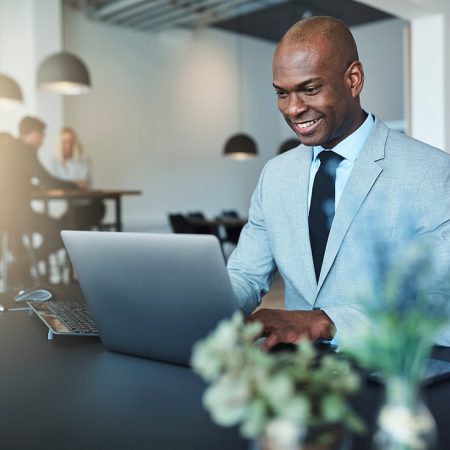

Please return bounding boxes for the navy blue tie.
[309,151,343,281]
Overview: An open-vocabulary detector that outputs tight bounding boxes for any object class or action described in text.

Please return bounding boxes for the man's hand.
[248,308,336,351]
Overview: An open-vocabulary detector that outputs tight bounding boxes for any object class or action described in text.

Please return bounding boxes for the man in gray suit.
[227,16,450,349]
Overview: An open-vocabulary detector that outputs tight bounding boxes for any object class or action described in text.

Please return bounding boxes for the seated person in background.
[0,131,14,146]
[0,116,77,283]
[45,126,105,230]
[48,127,91,187]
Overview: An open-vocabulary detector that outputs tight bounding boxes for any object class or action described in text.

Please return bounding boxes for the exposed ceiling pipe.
[107,1,170,24]
[149,0,291,33]
[187,0,292,28]
[90,0,147,20]
[87,0,293,34]
[121,1,193,28]
[135,0,236,31]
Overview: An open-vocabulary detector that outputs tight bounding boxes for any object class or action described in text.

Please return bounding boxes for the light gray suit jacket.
[227,119,450,346]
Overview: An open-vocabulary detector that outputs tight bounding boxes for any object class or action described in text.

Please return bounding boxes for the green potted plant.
[191,312,364,450]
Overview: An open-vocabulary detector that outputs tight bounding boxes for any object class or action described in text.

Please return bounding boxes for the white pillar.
[353,0,449,151]
[409,14,445,149]
[0,0,63,160]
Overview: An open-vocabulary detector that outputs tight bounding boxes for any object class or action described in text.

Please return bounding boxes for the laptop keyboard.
[46,301,99,335]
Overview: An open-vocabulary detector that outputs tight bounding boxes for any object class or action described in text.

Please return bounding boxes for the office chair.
[218,211,244,246]
[168,213,195,234]
[186,211,205,219]
[220,210,240,219]
[186,212,222,238]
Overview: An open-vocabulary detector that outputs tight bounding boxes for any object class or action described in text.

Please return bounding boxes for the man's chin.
[296,134,324,148]
[289,125,323,147]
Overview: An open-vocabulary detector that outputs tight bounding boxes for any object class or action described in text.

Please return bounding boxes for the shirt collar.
[312,112,375,162]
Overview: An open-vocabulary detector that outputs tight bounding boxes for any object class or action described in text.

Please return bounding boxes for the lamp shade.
[0,74,23,109]
[278,138,301,154]
[223,133,258,160]
[37,52,91,95]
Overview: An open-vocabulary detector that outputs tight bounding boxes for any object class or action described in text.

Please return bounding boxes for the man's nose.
[284,93,307,118]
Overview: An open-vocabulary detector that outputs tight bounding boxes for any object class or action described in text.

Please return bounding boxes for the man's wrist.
[312,308,336,341]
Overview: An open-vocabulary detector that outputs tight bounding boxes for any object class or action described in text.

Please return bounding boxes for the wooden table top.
[31,189,142,200]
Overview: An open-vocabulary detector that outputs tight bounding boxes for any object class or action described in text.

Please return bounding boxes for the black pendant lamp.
[278,138,301,154]
[0,74,23,109]
[37,51,91,95]
[224,133,257,160]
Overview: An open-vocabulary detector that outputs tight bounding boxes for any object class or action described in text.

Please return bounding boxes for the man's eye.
[276,91,287,98]
[305,86,319,95]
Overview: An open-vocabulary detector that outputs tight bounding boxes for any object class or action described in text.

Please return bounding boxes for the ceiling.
[215,0,393,42]
[71,0,393,42]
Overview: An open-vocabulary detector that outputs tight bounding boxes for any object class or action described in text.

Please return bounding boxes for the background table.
[0,285,449,450]
[32,189,141,231]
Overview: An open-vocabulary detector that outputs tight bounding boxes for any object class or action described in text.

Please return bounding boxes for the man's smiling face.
[273,40,363,149]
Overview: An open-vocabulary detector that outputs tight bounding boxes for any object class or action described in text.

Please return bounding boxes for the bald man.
[227,16,450,349]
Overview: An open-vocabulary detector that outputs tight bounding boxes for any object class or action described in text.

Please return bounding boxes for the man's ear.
[345,61,364,98]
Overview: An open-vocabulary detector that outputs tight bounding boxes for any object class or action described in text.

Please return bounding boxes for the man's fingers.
[260,333,278,351]
[246,309,268,322]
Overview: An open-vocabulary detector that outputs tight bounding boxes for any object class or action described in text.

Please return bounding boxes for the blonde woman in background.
[49,127,90,188]
[48,126,105,230]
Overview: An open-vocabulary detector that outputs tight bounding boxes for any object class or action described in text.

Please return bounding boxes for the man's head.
[273,16,365,149]
[19,116,46,150]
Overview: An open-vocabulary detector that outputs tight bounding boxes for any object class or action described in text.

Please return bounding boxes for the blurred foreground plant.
[344,236,448,383]
[191,312,363,449]
[344,229,450,450]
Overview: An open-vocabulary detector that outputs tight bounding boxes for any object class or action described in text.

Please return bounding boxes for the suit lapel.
[291,147,317,299]
[317,120,388,291]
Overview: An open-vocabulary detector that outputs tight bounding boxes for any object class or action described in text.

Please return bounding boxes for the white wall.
[357,0,450,150]
[63,7,282,231]
[352,18,405,124]
[0,0,63,158]
[63,6,405,232]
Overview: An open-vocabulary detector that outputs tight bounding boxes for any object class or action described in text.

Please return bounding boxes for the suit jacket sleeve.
[227,164,277,315]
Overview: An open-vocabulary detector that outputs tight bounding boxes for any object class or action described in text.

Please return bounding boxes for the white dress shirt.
[308,113,375,212]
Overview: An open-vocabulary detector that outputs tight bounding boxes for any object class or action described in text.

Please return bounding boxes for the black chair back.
[217,211,245,245]
[187,211,205,220]
[168,214,194,234]
[220,210,240,219]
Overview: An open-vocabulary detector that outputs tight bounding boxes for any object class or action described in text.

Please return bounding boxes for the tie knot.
[318,150,343,165]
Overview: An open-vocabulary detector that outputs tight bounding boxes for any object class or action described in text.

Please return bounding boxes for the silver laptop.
[61,231,238,366]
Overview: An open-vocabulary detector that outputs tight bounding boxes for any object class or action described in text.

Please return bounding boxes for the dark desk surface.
[0,286,245,450]
[0,286,449,450]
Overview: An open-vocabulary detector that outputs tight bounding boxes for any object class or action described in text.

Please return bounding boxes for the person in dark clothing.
[0,116,77,281]
[14,117,105,231]
[0,132,14,145]
[15,116,77,239]
[0,117,78,284]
